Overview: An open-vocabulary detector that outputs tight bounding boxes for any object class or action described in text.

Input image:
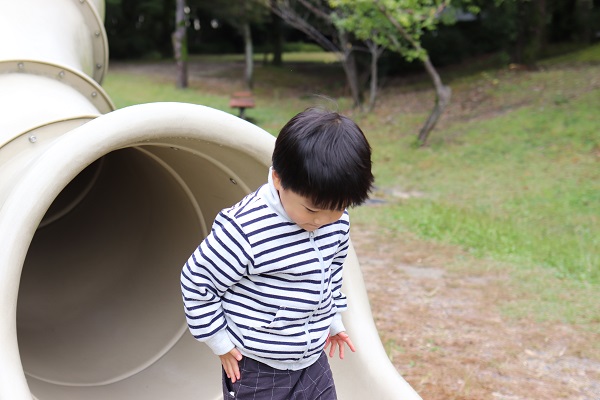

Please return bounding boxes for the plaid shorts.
[222,351,337,400]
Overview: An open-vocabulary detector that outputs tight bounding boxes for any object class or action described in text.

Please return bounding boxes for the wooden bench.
[229,91,255,120]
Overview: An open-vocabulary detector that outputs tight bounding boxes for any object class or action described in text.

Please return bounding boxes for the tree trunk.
[514,0,546,66]
[417,56,451,146]
[173,0,188,89]
[375,1,450,144]
[368,49,378,111]
[575,0,593,43]
[532,0,547,61]
[268,2,363,108]
[339,32,362,109]
[243,22,254,90]
[366,40,383,112]
[270,2,283,66]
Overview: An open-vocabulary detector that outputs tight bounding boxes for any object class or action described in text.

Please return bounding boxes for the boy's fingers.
[326,333,357,359]
[234,362,241,380]
[221,350,242,383]
[229,358,241,381]
[346,336,356,352]
[338,332,356,352]
[228,363,240,383]
[232,348,243,361]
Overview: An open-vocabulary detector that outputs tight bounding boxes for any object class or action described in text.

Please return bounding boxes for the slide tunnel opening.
[15,145,251,398]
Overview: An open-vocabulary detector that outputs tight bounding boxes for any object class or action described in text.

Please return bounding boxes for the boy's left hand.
[325,331,356,359]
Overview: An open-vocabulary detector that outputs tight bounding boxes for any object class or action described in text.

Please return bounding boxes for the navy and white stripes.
[181,180,350,371]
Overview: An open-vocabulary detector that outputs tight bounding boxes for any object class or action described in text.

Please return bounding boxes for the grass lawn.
[103,44,599,333]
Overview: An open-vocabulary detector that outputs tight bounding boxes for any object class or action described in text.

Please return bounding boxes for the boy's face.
[272,170,344,232]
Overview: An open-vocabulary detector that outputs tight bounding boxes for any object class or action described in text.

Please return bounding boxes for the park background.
[102,1,599,399]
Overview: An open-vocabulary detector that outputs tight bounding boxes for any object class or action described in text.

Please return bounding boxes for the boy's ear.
[272,169,282,191]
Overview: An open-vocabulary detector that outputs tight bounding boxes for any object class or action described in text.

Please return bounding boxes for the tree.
[327,4,385,111]
[330,0,474,146]
[574,0,594,44]
[266,0,364,108]
[197,0,268,90]
[511,0,547,66]
[363,39,385,111]
[173,0,188,88]
[269,0,285,66]
[487,0,597,66]
[105,0,176,59]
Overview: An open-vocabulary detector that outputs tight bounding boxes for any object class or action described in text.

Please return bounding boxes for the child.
[180,107,374,399]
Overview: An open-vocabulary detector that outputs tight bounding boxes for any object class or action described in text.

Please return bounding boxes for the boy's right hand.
[219,348,243,383]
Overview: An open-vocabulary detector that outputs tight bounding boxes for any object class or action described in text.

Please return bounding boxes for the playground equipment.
[0,1,422,399]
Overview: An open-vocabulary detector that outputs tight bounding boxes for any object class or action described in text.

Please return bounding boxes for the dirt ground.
[350,225,600,400]
[108,60,600,399]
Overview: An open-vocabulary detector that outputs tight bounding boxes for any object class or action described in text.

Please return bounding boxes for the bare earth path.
[350,226,600,400]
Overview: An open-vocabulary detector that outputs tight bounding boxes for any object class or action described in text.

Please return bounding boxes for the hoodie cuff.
[205,329,235,356]
[329,313,346,337]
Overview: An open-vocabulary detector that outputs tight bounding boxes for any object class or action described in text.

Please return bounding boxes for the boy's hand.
[220,348,243,383]
[325,331,356,359]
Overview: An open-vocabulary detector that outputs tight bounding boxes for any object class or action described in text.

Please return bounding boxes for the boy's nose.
[313,213,333,227]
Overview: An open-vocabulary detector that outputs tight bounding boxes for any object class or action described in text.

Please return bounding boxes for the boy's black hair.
[272,107,374,210]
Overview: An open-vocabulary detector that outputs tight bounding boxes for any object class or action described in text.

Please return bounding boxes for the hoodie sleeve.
[180,210,252,355]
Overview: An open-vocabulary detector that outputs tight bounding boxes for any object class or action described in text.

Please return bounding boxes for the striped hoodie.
[180,169,350,371]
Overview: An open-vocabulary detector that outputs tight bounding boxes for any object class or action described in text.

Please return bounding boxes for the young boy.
[180,107,374,399]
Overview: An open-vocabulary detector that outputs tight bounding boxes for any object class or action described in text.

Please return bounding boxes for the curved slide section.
[0,1,422,399]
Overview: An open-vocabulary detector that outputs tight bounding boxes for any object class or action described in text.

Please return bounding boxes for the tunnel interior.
[15,144,264,399]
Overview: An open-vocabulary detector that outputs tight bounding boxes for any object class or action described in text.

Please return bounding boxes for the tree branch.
[269,1,341,55]
[297,0,331,22]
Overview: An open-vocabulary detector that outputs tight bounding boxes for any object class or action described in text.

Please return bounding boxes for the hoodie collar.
[263,167,293,223]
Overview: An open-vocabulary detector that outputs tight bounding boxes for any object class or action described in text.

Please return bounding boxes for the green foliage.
[330,0,423,61]
[330,0,478,62]
[282,42,324,53]
[541,43,600,66]
[501,265,600,330]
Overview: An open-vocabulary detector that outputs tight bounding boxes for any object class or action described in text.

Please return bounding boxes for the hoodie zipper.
[301,230,327,359]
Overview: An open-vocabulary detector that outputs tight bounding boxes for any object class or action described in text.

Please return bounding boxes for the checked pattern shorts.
[222,351,337,400]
